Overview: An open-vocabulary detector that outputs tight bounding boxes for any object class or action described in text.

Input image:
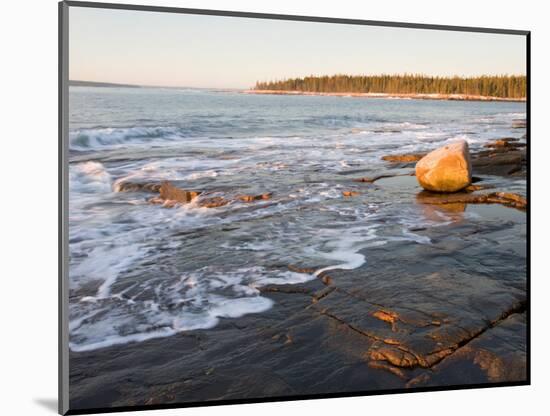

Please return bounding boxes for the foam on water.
[69,126,184,150]
[221,241,276,251]
[112,157,241,191]
[69,161,112,194]
[69,266,312,352]
[311,225,378,275]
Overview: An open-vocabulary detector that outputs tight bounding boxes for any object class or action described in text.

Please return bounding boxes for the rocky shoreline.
[69,121,527,410]
[244,90,527,102]
[113,134,527,213]
[70,199,527,409]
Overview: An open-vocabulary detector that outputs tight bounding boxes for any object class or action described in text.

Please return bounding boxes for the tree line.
[254,74,526,98]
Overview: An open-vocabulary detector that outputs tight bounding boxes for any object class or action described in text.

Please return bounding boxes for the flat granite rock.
[69,203,526,409]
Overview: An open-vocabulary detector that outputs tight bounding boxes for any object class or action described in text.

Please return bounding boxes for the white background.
[1,0,547,414]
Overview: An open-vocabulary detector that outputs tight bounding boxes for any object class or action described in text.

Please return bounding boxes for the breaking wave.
[69,126,184,150]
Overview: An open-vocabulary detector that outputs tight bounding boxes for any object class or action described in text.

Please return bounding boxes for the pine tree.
[254,74,526,99]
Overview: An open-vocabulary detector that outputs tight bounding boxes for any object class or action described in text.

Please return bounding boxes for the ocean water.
[68,86,526,352]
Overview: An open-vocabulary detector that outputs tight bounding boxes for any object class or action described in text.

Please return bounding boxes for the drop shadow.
[34,398,58,413]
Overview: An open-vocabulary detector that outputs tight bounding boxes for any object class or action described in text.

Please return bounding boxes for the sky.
[69,6,527,89]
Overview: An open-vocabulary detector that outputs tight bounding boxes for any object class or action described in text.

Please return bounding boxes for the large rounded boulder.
[415,140,472,192]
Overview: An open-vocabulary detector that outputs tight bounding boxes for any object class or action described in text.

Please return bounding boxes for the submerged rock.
[148,196,180,208]
[238,193,272,203]
[146,181,202,208]
[423,201,467,215]
[144,182,272,209]
[416,190,527,210]
[115,181,162,193]
[483,138,526,150]
[198,196,229,208]
[382,153,426,163]
[353,172,414,183]
[415,140,472,192]
[159,181,201,204]
[464,184,491,192]
[372,310,399,332]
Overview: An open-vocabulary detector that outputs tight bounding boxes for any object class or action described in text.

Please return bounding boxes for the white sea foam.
[69,126,181,150]
[70,327,177,352]
[311,225,381,276]
[221,241,276,251]
[69,266,312,352]
[69,228,152,293]
[69,161,112,194]
[112,158,240,191]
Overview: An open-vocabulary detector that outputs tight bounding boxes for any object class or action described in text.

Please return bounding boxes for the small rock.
[148,196,164,205]
[288,264,316,274]
[483,139,526,149]
[485,139,509,148]
[492,192,527,206]
[342,190,360,197]
[198,196,229,208]
[115,181,161,193]
[352,173,411,183]
[464,184,491,192]
[415,140,472,192]
[148,197,180,208]
[416,190,527,210]
[382,153,426,163]
[159,181,201,204]
[321,275,333,286]
[238,193,272,202]
[372,310,399,324]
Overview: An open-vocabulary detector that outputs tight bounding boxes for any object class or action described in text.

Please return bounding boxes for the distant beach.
[244,89,526,102]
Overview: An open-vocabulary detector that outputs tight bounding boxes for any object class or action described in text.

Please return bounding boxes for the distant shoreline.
[244,89,526,102]
[69,80,141,88]
[67,82,527,102]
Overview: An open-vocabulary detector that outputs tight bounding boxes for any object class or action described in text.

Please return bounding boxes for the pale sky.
[69,6,527,89]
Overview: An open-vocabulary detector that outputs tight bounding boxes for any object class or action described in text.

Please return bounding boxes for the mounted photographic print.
[59,1,530,414]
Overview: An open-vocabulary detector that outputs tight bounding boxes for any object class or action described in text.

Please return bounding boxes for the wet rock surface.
[116,179,276,210]
[353,173,414,183]
[159,181,201,203]
[416,190,527,211]
[471,147,526,176]
[381,137,527,179]
[198,196,230,208]
[69,172,527,410]
[115,181,162,193]
[238,193,273,202]
[382,154,425,163]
